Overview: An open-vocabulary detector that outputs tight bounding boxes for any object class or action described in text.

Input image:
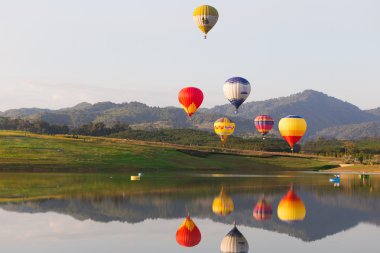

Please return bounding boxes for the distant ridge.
[314,121,380,140]
[207,90,377,136]
[1,90,379,139]
[366,107,380,116]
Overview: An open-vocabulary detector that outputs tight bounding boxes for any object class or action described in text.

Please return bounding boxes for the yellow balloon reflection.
[212,186,234,216]
[277,187,306,222]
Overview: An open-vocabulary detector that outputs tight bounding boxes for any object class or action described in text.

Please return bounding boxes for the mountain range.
[1,90,379,140]
[1,190,379,242]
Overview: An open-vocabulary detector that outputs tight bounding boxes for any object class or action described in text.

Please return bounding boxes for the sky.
[0,210,379,253]
[0,0,379,111]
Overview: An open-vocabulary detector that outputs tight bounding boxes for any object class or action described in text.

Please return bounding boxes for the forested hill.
[1,90,379,139]
[314,121,380,140]
[207,90,379,137]
[366,107,380,117]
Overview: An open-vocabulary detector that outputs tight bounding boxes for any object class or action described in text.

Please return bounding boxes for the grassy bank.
[326,165,380,173]
[0,130,336,172]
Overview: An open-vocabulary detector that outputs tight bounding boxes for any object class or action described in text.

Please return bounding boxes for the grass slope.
[0,131,335,172]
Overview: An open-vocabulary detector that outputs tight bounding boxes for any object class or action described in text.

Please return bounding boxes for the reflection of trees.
[1,189,380,242]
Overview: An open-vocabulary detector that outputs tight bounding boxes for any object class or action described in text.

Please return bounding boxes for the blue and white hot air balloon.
[223,77,251,113]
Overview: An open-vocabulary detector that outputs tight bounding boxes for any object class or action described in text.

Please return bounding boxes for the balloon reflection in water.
[253,196,273,221]
[212,186,234,216]
[176,215,201,247]
[220,223,249,253]
[277,187,306,222]
[360,174,371,187]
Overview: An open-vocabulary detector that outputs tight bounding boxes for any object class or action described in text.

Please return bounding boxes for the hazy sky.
[0,0,379,111]
[0,210,379,253]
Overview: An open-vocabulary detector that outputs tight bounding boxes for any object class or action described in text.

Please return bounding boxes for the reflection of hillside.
[1,190,380,242]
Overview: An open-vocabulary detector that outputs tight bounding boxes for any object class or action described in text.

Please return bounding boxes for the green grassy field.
[0,130,336,172]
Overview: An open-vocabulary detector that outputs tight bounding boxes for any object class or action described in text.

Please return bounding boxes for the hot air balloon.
[277,187,306,223]
[178,87,204,118]
[176,215,201,247]
[253,196,273,221]
[254,115,274,140]
[212,186,234,216]
[214,117,235,145]
[220,223,249,253]
[193,5,219,39]
[223,77,251,113]
[278,115,307,151]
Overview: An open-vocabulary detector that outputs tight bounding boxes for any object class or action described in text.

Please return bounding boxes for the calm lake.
[0,172,379,253]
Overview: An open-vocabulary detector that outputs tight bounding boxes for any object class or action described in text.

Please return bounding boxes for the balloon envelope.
[176,215,201,247]
[254,115,274,138]
[220,225,249,253]
[212,187,234,216]
[278,115,307,150]
[223,77,251,112]
[277,188,306,222]
[193,5,219,38]
[214,117,235,144]
[253,197,273,221]
[178,87,204,118]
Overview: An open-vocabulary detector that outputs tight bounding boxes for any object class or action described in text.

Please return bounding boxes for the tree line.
[1,116,380,164]
[303,137,380,164]
[0,116,129,136]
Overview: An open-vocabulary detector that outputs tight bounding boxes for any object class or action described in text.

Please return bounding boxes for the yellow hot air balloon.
[212,186,234,216]
[193,5,219,39]
[277,187,306,222]
[214,117,235,145]
[278,115,307,152]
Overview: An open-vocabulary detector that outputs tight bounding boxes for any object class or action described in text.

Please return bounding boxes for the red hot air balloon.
[253,197,273,221]
[254,115,274,140]
[178,87,204,118]
[176,215,201,247]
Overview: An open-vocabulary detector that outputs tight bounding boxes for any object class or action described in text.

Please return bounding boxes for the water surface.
[0,172,379,252]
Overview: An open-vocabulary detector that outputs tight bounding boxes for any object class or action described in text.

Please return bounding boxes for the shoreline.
[323,165,380,174]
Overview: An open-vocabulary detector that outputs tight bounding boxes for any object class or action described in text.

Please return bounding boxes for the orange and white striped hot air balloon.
[176,215,201,247]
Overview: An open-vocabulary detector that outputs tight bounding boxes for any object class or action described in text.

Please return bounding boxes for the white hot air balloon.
[223,77,251,113]
[220,223,249,253]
